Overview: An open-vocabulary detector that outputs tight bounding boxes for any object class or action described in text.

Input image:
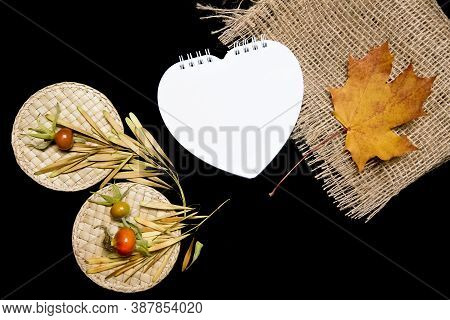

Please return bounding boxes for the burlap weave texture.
[200,0,449,219]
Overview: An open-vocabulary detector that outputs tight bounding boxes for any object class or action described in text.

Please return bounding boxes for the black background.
[0,0,448,299]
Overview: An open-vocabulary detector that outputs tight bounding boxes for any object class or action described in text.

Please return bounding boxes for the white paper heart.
[158,40,303,178]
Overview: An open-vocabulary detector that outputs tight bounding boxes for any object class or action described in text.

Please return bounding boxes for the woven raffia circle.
[12,82,123,191]
[72,182,180,293]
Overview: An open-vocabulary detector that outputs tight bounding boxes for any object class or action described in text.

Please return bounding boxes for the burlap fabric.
[200,0,450,219]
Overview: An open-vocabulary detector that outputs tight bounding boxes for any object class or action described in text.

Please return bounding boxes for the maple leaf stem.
[269,128,347,197]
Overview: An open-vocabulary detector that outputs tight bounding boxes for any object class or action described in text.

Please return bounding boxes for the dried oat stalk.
[34,105,185,205]
[86,198,230,281]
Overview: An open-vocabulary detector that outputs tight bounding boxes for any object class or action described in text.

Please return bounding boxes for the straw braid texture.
[12,82,123,191]
[72,182,180,293]
[200,0,450,219]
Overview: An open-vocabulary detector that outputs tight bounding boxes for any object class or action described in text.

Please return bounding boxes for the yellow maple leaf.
[330,42,435,172]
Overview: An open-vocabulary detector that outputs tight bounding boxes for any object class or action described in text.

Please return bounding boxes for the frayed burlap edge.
[199,0,450,220]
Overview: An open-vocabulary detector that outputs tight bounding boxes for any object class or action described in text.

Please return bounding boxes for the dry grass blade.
[140,224,184,237]
[70,145,102,152]
[125,118,153,153]
[74,134,108,146]
[130,159,153,168]
[159,211,198,234]
[114,171,163,179]
[153,246,174,281]
[118,132,141,149]
[100,154,132,189]
[129,113,174,168]
[77,106,109,142]
[186,241,203,271]
[89,160,122,169]
[140,201,192,211]
[88,153,131,162]
[46,114,108,144]
[103,110,124,134]
[125,117,166,166]
[143,210,191,222]
[123,163,154,171]
[142,235,172,242]
[97,148,125,154]
[148,234,190,252]
[49,154,91,178]
[183,199,231,235]
[141,210,185,221]
[72,142,99,149]
[141,231,162,237]
[134,217,166,233]
[105,257,145,279]
[108,136,130,149]
[182,238,195,272]
[159,217,183,223]
[126,162,149,172]
[147,176,172,189]
[127,178,170,189]
[142,128,174,168]
[159,222,187,228]
[62,159,93,174]
[106,252,140,259]
[147,224,184,234]
[86,260,130,274]
[35,153,89,175]
[142,232,171,238]
[86,257,125,264]
[118,133,155,165]
[143,248,169,273]
[124,257,155,282]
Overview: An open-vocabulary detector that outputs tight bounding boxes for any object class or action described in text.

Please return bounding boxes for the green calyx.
[26,103,60,149]
[89,184,131,207]
[122,217,150,256]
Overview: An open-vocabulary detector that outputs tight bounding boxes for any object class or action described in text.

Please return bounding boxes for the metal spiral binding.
[233,35,268,55]
[178,35,267,70]
[178,49,213,70]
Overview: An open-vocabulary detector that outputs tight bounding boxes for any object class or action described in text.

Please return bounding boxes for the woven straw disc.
[12,82,123,191]
[72,182,180,293]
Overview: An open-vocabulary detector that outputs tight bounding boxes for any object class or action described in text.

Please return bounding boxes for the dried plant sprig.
[87,198,230,282]
[30,104,230,283]
[35,104,185,204]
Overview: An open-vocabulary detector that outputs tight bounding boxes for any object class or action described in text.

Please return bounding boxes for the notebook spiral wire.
[178,49,213,70]
[233,35,268,55]
[178,35,267,70]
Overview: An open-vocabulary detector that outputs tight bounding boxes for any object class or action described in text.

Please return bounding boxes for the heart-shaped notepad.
[158,39,303,178]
